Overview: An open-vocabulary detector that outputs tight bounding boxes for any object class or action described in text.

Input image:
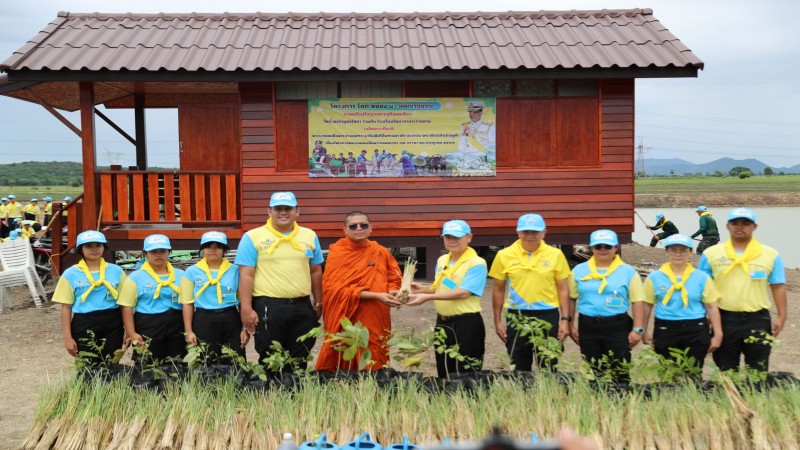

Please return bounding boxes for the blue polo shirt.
[643,269,720,320]
[569,262,645,317]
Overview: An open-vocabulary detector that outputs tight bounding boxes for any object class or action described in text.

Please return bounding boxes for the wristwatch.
[559,316,573,322]
[632,327,645,335]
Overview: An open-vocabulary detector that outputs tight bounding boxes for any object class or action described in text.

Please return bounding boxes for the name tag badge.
[605,291,625,308]
[222,293,237,304]
[171,293,179,303]
[442,277,457,290]
[750,270,767,280]
[106,290,116,301]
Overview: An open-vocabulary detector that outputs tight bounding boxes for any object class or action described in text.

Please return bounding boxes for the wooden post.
[135,94,147,169]
[79,82,98,233]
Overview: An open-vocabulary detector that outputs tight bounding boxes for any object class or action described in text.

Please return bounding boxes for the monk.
[316,211,402,371]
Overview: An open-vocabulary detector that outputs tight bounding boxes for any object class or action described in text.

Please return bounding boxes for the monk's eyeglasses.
[348,223,370,230]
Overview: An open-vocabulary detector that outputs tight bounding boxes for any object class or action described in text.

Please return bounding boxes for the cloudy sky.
[1,0,798,168]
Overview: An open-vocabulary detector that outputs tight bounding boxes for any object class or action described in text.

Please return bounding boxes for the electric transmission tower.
[635,136,651,179]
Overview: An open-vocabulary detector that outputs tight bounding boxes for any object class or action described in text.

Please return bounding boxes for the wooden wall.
[239,79,634,245]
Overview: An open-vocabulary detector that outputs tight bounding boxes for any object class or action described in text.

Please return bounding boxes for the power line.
[637,123,800,138]
[637,110,800,126]
[645,136,800,152]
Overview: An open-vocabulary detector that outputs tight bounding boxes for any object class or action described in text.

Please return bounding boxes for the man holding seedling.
[236,192,324,369]
[691,205,719,255]
[316,211,402,371]
[489,213,572,371]
[698,207,787,373]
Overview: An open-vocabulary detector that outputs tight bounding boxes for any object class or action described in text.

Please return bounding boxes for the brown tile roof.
[1,9,703,73]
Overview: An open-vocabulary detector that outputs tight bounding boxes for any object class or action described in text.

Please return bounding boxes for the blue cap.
[402,149,408,154]
[663,234,693,248]
[8,194,16,199]
[655,213,664,221]
[516,213,546,232]
[143,234,172,251]
[589,229,619,246]
[43,197,53,202]
[727,207,757,223]
[1,198,7,202]
[269,192,297,208]
[13,218,21,223]
[200,231,228,247]
[30,198,38,202]
[21,220,36,226]
[76,230,108,246]
[441,219,471,238]
[8,230,20,240]
[64,197,73,202]
[696,205,707,212]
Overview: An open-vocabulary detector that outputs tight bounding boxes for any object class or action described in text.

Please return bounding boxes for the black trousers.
[435,312,485,379]
[505,308,561,371]
[653,317,710,371]
[713,309,772,372]
[696,235,719,255]
[0,221,8,238]
[193,306,245,359]
[578,313,633,383]
[134,309,186,361]
[71,308,124,363]
[252,296,318,370]
[24,212,37,221]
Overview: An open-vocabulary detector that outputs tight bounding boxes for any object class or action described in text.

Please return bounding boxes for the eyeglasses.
[348,223,370,230]
[667,246,691,254]
[592,244,614,250]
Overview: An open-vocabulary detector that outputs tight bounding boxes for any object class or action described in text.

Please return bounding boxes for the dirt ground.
[1,243,798,449]
[635,192,800,208]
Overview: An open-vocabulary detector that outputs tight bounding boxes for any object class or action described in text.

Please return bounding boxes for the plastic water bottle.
[277,432,299,450]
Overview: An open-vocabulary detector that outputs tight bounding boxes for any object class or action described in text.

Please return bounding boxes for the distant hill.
[0,161,178,186]
[643,157,800,176]
[0,161,84,186]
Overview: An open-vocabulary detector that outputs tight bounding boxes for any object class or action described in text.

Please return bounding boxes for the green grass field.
[635,175,800,194]
[0,186,83,202]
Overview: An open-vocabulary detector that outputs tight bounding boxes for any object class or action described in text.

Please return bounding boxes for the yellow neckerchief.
[508,240,551,273]
[431,246,479,291]
[194,257,233,304]
[700,212,712,218]
[141,261,180,299]
[722,237,763,276]
[264,218,304,255]
[76,259,119,302]
[581,255,624,294]
[20,227,34,238]
[659,263,694,308]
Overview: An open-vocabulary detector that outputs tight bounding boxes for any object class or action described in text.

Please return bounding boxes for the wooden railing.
[97,171,240,225]
[50,194,84,274]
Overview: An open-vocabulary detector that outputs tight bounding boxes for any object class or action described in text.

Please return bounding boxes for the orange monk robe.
[316,238,402,371]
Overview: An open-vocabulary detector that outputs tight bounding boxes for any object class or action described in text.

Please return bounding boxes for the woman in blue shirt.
[117,234,186,361]
[180,231,248,359]
[642,234,723,374]
[52,230,125,363]
[569,229,646,383]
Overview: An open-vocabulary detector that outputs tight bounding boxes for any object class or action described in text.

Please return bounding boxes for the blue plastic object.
[300,433,340,450]
[341,433,382,449]
[386,435,420,449]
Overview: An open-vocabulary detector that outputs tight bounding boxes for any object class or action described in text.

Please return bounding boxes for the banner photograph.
[308,98,496,178]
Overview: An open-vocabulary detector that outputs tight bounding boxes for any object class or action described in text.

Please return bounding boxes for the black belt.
[253,295,311,305]
[437,312,481,322]
[580,312,629,323]
[73,308,120,317]
[195,306,239,315]
[720,308,768,318]
[655,317,707,326]
[135,308,182,316]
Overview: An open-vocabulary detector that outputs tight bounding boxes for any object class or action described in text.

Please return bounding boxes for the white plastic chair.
[0,239,47,311]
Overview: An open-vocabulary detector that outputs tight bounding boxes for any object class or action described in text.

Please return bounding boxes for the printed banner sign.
[308,98,496,178]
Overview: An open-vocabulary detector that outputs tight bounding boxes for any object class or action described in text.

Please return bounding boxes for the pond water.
[633,207,799,269]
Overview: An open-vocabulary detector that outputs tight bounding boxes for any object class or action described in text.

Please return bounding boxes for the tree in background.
[729,166,752,177]
[738,171,752,179]
[764,166,774,176]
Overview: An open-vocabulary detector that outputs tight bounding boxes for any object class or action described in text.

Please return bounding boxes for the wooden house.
[0,9,703,276]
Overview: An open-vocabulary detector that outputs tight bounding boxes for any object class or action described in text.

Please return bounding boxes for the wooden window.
[276,82,337,100]
[498,97,598,168]
[404,80,470,97]
[275,101,309,171]
[516,79,555,97]
[473,80,512,98]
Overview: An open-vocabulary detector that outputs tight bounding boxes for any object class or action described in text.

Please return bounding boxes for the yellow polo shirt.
[433,252,486,316]
[700,242,783,312]
[5,202,22,219]
[489,240,571,310]
[234,225,321,298]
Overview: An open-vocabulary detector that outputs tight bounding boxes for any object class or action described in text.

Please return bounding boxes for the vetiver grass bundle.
[20,372,800,449]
